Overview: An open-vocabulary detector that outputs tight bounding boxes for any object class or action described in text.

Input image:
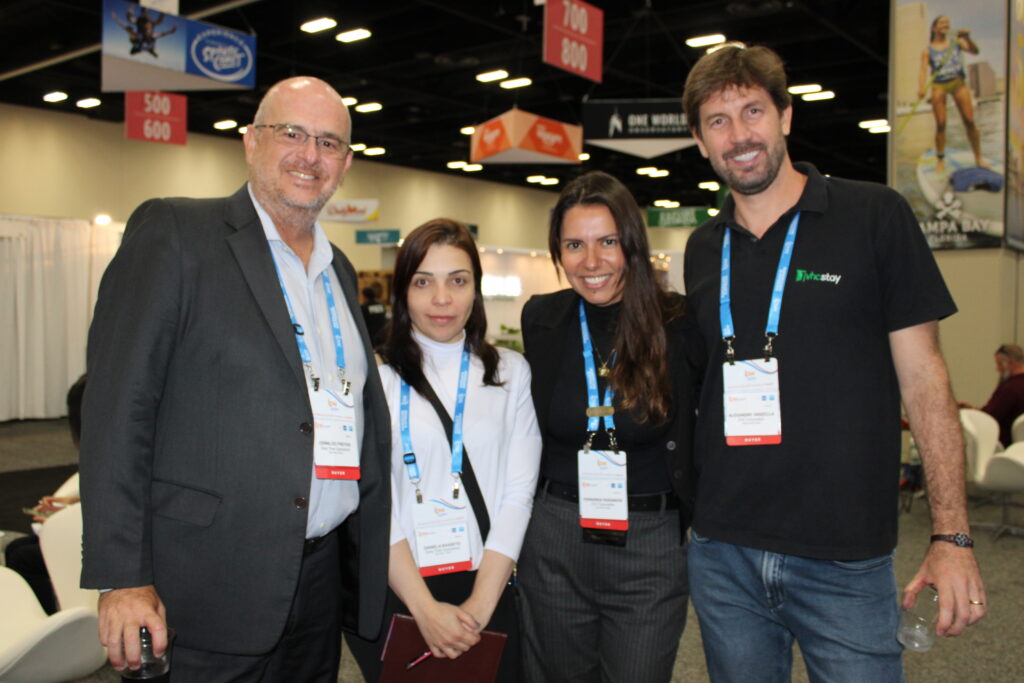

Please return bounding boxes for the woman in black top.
[517,171,704,682]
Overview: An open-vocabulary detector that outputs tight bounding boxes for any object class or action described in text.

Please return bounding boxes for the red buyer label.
[543,0,603,83]
[125,91,187,145]
[314,465,361,480]
[580,517,628,531]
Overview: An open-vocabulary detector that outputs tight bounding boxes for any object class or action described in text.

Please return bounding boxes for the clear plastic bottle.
[897,585,939,652]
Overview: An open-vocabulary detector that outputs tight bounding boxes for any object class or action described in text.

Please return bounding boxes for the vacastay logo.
[190,29,253,82]
[794,269,841,285]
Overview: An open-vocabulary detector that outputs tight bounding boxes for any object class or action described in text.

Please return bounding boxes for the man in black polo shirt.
[681,44,985,680]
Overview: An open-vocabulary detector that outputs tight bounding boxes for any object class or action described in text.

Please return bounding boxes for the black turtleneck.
[541,298,675,494]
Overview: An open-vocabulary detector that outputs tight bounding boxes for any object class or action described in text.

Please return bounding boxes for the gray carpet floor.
[3,419,1021,682]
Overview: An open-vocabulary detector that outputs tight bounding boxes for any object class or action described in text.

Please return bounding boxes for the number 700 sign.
[543,0,604,83]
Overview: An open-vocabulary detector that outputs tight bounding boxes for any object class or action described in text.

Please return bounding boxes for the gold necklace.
[594,346,615,377]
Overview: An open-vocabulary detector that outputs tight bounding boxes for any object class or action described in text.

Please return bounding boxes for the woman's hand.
[410,599,481,659]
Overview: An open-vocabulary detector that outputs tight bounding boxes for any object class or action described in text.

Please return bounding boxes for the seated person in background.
[962,344,1024,446]
[4,374,86,613]
[360,285,389,346]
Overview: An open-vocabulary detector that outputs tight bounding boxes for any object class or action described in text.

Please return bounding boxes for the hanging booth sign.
[124,91,187,145]
[471,109,582,164]
[584,99,697,159]
[542,0,603,83]
[321,199,380,223]
[646,206,711,228]
[102,0,256,92]
[355,230,400,245]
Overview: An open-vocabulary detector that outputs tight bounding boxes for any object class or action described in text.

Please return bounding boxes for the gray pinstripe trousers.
[518,490,689,683]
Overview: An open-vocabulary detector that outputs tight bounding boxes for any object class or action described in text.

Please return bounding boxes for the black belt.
[303,528,336,555]
[538,477,679,512]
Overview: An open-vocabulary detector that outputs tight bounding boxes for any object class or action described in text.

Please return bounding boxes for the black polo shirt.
[683,163,956,560]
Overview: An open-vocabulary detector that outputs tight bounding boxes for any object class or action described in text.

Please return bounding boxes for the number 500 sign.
[125,91,188,146]
[543,0,604,83]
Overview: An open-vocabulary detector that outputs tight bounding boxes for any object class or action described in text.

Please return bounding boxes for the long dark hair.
[379,218,502,396]
[549,171,682,424]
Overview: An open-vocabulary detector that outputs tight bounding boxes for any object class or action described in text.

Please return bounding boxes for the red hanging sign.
[543,0,603,83]
[125,91,187,145]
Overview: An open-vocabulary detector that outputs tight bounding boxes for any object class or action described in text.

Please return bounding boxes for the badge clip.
[586,405,615,418]
[452,474,461,500]
[763,333,776,362]
[724,336,736,365]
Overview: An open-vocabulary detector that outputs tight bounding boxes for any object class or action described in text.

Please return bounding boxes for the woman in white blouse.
[347,218,541,683]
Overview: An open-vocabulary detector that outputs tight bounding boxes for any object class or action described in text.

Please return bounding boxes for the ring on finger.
[969,599,984,606]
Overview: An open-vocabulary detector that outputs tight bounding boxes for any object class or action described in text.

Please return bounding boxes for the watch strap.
[930,533,974,548]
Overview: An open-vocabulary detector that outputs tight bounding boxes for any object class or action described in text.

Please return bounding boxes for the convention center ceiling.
[0,0,890,208]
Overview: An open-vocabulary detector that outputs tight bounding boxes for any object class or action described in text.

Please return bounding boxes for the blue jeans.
[688,531,903,683]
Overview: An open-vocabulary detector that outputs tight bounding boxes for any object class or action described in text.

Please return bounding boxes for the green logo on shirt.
[795,269,842,285]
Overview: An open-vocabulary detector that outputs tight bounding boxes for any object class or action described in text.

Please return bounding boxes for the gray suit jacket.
[80,186,391,652]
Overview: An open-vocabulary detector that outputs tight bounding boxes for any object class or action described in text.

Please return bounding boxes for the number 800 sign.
[543,0,604,84]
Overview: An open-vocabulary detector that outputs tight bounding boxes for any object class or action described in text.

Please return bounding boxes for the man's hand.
[902,542,986,637]
[98,585,168,671]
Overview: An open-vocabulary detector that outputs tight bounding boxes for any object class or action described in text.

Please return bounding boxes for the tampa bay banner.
[102,0,256,92]
[1007,0,1024,251]
[890,0,1006,249]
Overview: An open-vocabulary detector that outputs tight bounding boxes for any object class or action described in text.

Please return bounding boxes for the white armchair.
[971,442,1024,540]
[0,566,105,683]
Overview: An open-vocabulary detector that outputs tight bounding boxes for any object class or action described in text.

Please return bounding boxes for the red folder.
[379,613,507,683]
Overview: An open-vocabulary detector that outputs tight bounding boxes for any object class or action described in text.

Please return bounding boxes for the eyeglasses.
[252,123,350,157]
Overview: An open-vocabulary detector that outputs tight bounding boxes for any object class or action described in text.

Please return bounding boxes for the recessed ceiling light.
[363,147,385,156]
[858,119,888,129]
[76,97,101,109]
[354,102,382,113]
[301,18,337,33]
[460,126,475,135]
[685,34,726,48]
[462,164,483,172]
[698,181,721,191]
[801,91,835,101]
[649,169,670,178]
[540,178,559,185]
[868,125,891,134]
[787,84,822,95]
[93,214,112,225]
[653,199,680,208]
[500,77,532,89]
[350,143,367,151]
[476,70,509,83]
[526,175,545,183]
[447,161,467,169]
[213,119,237,130]
[337,28,371,43]
[636,167,657,175]
[342,97,358,106]
[237,126,248,134]
[43,91,68,103]
[578,152,590,161]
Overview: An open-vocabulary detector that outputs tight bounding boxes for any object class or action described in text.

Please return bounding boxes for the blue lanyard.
[719,212,800,362]
[400,346,472,499]
[270,254,348,392]
[579,301,615,438]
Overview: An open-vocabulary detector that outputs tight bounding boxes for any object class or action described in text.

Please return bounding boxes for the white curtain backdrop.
[0,215,124,421]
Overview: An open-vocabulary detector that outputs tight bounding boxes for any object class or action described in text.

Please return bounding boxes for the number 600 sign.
[125,91,188,146]
[543,0,604,84]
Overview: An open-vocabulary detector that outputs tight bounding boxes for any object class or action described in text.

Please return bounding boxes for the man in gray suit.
[80,76,390,681]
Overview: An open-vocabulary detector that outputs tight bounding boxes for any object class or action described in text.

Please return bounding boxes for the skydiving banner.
[890,0,1007,249]
[102,0,256,92]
